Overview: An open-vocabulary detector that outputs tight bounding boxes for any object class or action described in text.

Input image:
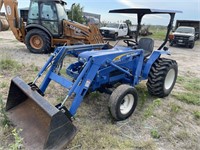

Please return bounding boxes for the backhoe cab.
[0,0,104,53]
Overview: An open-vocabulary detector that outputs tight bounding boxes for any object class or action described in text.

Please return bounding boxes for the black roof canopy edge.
[109,8,182,14]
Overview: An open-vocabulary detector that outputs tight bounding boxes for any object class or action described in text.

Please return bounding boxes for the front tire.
[25,29,51,54]
[109,84,138,121]
[113,33,118,41]
[147,58,178,98]
[189,41,195,49]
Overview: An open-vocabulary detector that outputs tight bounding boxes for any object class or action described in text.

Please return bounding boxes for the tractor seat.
[137,38,154,57]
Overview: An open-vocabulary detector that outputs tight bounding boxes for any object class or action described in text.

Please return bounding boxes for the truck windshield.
[176,27,194,34]
[106,23,119,28]
[56,3,68,20]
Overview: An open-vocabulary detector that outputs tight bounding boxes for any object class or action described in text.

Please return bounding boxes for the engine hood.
[173,32,194,37]
[100,27,118,32]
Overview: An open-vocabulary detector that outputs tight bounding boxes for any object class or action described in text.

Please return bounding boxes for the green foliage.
[173,76,200,105]
[150,129,160,139]
[193,111,200,119]
[9,128,24,150]
[68,3,85,24]
[124,19,132,26]
[146,25,167,40]
[0,82,7,88]
[170,103,181,113]
[0,58,21,70]
[0,95,10,126]
[144,99,161,118]
[135,83,148,109]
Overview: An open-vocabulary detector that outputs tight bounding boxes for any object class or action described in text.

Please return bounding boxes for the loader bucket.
[6,77,77,149]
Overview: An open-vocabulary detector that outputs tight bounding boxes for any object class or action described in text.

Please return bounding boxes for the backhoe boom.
[0,0,25,42]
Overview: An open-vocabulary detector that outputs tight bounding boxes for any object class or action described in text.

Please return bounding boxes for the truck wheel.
[109,84,138,121]
[147,58,178,98]
[169,41,173,46]
[25,29,51,54]
[189,41,195,49]
[113,33,118,41]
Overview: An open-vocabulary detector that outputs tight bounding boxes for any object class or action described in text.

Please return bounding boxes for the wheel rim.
[30,35,43,50]
[120,94,134,115]
[164,68,176,90]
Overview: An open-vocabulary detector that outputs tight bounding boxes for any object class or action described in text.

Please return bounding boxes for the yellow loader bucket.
[6,77,77,149]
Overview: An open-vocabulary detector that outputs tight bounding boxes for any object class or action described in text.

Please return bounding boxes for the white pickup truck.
[100,23,136,40]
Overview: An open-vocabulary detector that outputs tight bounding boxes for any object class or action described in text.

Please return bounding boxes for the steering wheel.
[123,39,138,47]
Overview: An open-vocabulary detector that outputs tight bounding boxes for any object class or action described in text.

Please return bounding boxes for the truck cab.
[100,23,129,40]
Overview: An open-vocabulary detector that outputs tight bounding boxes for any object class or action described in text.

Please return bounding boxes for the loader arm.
[63,20,104,44]
[0,0,25,42]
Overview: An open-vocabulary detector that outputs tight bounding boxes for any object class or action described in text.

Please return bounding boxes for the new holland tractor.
[5,8,181,149]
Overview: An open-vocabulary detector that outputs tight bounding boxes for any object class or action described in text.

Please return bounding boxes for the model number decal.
[6,5,12,16]
[113,52,136,62]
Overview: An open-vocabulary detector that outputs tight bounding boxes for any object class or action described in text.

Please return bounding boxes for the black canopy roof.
[109,8,182,14]
[109,8,182,50]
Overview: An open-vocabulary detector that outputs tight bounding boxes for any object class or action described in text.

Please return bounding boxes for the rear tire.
[147,58,178,98]
[109,84,138,121]
[189,41,195,49]
[25,29,51,54]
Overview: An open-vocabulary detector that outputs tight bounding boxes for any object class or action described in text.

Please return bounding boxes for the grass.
[0,82,7,88]
[175,130,190,141]
[143,99,161,118]
[8,128,24,150]
[143,25,167,40]
[150,129,160,139]
[173,76,200,105]
[0,95,10,126]
[193,111,200,119]
[0,57,21,71]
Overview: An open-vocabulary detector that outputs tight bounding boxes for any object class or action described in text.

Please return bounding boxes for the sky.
[2,0,200,25]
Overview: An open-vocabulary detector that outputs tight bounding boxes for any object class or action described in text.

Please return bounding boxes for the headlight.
[109,30,115,34]
[189,36,194,41]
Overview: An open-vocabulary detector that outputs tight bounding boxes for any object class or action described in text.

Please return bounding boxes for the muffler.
[6,76,77,149]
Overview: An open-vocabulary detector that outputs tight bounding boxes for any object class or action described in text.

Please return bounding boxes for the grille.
[100,30,109,34]
[174,35,189,40]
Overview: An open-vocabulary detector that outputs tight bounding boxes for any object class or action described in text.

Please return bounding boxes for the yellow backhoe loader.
[0,0,104,53]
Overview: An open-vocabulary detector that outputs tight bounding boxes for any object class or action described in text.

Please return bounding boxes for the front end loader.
[5,8,181,149]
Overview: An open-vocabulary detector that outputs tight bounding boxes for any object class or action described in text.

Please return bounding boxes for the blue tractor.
[6,8,181,149]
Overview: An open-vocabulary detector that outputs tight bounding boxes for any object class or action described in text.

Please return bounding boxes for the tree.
[68,3,85,24]
[124,19,132,26]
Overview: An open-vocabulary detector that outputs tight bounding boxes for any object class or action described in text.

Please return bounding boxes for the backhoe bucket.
[6,77,77,149]
[0,13,9,31]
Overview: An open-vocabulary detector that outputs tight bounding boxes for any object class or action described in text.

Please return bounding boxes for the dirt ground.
[0,31,199,77]
[0,31,200,150]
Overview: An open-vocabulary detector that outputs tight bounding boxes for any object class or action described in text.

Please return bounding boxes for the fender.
[142,50,170,79]
[26,24,53,37]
